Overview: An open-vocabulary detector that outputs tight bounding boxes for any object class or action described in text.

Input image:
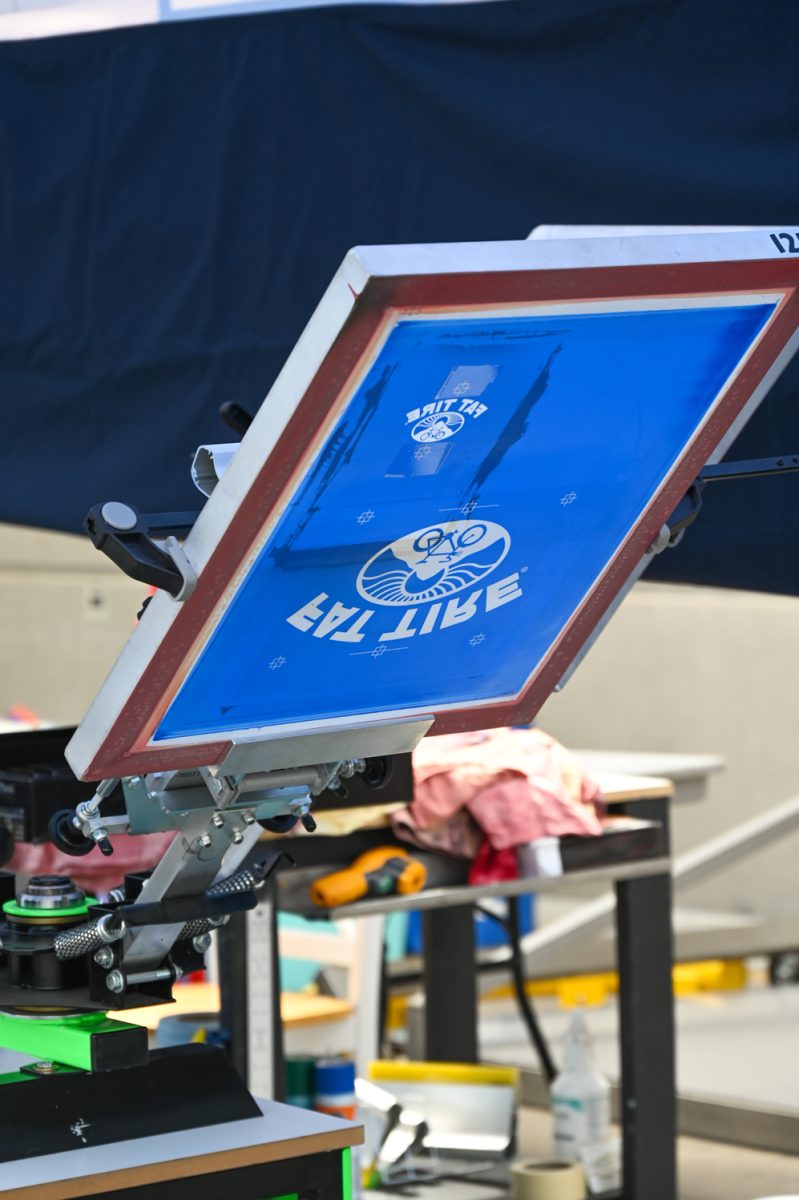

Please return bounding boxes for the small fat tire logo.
[411,412,465,442]
[357,519,511,607]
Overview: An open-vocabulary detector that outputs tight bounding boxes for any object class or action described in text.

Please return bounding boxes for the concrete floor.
[366,1110,799,1200]
[518,1108,799,1200]
[473,981,799,1197]
[481,983,799,1113]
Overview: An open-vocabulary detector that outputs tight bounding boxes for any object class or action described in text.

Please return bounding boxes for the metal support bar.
[699,453,799,483]
[671,791,799,885]
[121,812,262,971]
[661,453,799,546]
[506,792,799,981]
[422,905,478,1063]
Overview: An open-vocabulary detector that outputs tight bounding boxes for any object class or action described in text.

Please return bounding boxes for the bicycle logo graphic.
[411,412,465,443]
[412,523,488,562]
[357,519,510,607]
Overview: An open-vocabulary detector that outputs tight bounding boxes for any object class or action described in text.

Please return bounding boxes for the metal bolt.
[340,759,365,779]
[212,813,225,828]
[97,913,126,944]
[231,829,244,845]
[94,947,114,969]
[105,970,126,994]
[242,810,256,825]
[199,832,213,848]
[192,933,212,954]
[30,1061,56,1075]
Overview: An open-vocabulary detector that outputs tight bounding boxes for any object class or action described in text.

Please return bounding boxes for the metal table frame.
[222,797,676,1200]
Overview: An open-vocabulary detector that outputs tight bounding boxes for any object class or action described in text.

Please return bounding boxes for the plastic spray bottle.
[550,1009,612,1162]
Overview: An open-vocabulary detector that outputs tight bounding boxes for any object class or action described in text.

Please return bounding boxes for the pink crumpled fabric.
[392,727,603,879]
[8,833,175,896]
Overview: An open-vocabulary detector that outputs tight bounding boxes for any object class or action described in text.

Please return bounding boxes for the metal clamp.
[655,453,799,554]
[84,502,199,599]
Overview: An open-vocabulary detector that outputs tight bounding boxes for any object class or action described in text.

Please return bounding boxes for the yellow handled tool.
[310,846,426,908]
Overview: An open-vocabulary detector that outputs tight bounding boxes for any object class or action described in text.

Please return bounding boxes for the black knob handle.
[49,810,96,857]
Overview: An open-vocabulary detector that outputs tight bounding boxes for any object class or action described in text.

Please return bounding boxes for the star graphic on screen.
[370,644,388,658]
[469,633,485,646]
[414,446,432,461]
[560,491,578,506]
[269,656,286,670]
[460,500,477,516]
[357,510,375,525]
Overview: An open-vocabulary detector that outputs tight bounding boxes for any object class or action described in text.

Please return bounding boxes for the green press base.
[0,1008,148,1071]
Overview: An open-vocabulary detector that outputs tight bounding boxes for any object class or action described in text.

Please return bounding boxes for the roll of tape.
[510,1159,587,1200]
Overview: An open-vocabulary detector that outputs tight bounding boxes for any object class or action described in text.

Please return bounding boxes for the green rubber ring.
[2,897,98,919]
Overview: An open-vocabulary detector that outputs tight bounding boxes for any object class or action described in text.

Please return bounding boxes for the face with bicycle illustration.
[358,519,510,604]
[285,518,523,647]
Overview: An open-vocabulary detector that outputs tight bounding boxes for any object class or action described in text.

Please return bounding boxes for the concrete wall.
[539,580,799,921]
[0,523,142,726]
[2,522,797,920]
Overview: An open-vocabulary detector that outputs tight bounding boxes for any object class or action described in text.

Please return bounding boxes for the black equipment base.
[0,1044,260,1163]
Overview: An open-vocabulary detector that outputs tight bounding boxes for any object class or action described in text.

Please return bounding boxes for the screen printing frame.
[67,231,799,781]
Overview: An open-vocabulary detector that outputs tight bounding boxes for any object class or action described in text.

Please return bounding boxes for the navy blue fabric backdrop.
[1,0,798,591]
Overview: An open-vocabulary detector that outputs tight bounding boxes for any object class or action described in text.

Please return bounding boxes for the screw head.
[30,1061,56,1075]
[242,810,256,825]
[105,970,126,994]
[192,933,212,954]
[94,947,114,969]
[231,829,244,845]
[199,832,213,848]
[212,813,225,828]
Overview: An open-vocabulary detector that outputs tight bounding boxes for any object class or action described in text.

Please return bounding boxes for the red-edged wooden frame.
[66,236,799,780]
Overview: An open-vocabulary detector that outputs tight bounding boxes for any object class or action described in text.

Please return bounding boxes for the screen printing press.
[2,230,799,1200]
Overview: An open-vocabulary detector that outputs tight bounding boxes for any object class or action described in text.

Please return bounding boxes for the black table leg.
[218,910,249,1084]
[423,904,478,1062]
[615,797,676,1200]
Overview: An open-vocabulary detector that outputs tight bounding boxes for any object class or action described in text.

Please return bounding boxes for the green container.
[284,1055,316,1109]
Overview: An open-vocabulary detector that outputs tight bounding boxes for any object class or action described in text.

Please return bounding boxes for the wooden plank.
[596,771,674,804]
